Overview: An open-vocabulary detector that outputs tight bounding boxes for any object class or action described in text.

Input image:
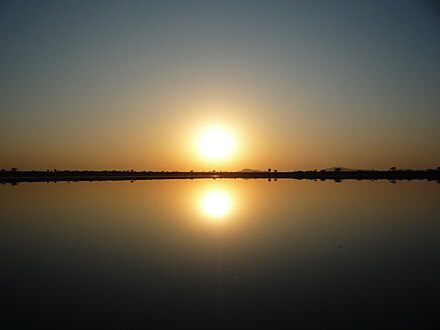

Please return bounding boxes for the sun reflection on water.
[201,190,232,220]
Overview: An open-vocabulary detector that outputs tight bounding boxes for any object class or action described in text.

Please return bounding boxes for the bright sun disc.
[199,128,234,159]
[202,191,231,218]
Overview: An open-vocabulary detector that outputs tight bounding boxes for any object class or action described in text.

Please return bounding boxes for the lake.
[1,180,439,328]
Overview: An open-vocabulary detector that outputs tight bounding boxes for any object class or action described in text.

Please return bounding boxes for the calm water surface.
[1,180,439,328]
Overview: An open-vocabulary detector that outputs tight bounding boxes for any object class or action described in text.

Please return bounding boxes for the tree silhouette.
[268,168,271,173]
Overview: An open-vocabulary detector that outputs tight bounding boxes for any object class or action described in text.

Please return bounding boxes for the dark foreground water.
[1,180,439,329]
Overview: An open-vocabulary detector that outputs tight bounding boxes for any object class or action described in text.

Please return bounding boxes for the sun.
[198,127,234,160]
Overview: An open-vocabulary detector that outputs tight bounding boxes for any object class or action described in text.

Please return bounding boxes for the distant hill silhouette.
[240,168,263,172]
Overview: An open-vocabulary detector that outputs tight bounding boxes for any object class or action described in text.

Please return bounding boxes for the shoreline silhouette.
[1,168,439,184]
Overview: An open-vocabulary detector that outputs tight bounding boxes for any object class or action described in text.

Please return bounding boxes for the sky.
[0,0,439,171]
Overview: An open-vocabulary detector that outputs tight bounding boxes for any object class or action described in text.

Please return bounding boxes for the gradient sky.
[1,0,439,170]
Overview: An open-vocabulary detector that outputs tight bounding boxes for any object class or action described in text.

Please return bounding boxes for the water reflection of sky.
[1,180,439,327]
